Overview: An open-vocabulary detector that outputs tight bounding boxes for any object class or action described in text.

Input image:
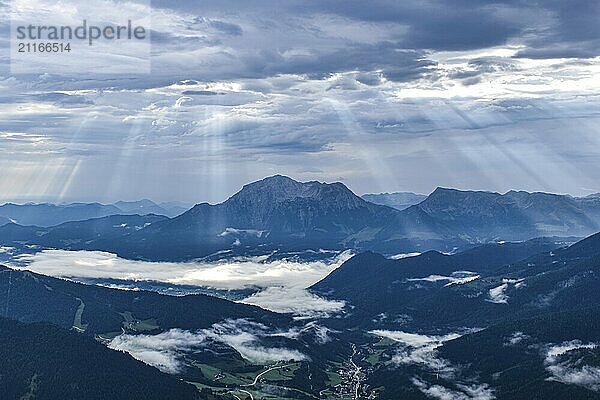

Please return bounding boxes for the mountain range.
[0,176,599,261]
[414,188,599,240]
[0,199,189,227]
[109,175,401,260]
[1,177,600,398]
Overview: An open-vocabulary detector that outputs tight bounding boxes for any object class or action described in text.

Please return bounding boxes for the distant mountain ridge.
[113,177,600,260]
[412,187,599,240]
[0,199,190,227]
[219,175,391,232]
[114,200,191,217]
[361,192,427,210]
[0,214,168,251]
[0,202,122,227]
[0,176,599,261]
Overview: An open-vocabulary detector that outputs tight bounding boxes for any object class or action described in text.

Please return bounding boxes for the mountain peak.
[429,187,459,196]
[241,175,305,192]
[424,187,494,205]
[230,175,360,205]
[430,187,498,196]
[254,174,296,185]
[425,187,502,202]
[191,175,385,232]
[505,190,527,195]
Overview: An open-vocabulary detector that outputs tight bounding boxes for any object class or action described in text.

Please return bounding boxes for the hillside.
[0,265,289,334]
[312,234,600,330]
[0,318,201,400]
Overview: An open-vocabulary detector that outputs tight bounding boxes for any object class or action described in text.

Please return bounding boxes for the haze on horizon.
[1,0,599,203]
[0,175,597,208]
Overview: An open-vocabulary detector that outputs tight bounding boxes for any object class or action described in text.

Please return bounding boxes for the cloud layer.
[109,328,206,373]
[109,319,308,374]
[241,287,346,319]
[17,249,351,317]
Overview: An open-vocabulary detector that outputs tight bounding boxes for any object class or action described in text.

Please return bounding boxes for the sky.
[1,0,599,203]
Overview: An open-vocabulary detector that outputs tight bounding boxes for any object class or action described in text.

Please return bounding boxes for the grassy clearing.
[72,298,88,332]
[259,363,300,382]
[190,362,254,386]
[120,311,159,332]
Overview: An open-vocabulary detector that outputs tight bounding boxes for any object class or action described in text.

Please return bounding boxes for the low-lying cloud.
[370,330,461,348]
[371,330,493,399]
[109,319,308,374]
[407,271,480,287]
[544,340,600,392]
[16,249,352,317]
[242,287,346,319]
[487,284,508,304]
[412,378,495,400]
[504,331,530,347]
[271,321,335,345]
[390,252,422,260]
[371,330,461,374]
[109,329,206,374]
[16,249,352,290]
[487,279,526,304]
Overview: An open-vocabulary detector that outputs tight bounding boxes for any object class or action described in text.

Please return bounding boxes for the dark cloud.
[207,20,243,36]
[293,1,526,51]
[355,72,383,86]
[544,0,600,42]
[514,0,600,59]
[400,5,523,51]
[274,1,598,58]
[4,0,597,85]
[32,92,93,106]
[308,0,599,56]
[240,44,435,82]
[514,45,599,60]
